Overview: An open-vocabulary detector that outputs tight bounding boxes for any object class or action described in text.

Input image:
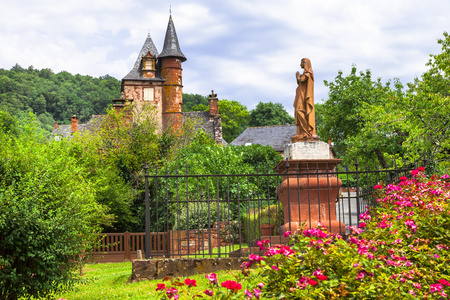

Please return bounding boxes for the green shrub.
[241,204,284,243]
[173,200,230,230]
[0,124,107,300]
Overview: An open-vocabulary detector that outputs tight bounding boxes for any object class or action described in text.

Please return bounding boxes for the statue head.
[301,58,312,70]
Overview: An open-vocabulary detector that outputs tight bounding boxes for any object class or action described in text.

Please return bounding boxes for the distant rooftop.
[230,124,296,152]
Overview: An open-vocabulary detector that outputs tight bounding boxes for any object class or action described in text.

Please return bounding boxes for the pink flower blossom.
[203,290,214,296]
[272,265,279,271]
[221,280,242,291]
[359,222,367,228]
[430,283,443,293]
[166,288,178,300]
[438,279,450,286]
[184,278,197,287]
[156,283,166,291]
[374,185,383,189]
[205,273,218,285]
[283,231,291,237]
[440,174,449,179]
[257,240,265,251]
[253,288,262,299]
[308,279,318,286]
[257,282,265,289]
[244,289,253,298]
[249,254,264,263]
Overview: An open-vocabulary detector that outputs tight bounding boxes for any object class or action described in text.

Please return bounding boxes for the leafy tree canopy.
[0,65,121,135]
[182,93,208,112]
[319,32,450,172]
[248,101,294,127]
[218,99,249,142]
[0,120,107,299]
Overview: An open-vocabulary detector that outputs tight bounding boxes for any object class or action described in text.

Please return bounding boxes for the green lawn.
[52,262,240,300]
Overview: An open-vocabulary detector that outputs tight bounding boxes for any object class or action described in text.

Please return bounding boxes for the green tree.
[182,93,208,111]
[248,101,294,127]
[218,99,249,142]
[0,110,18,135]
[0,65,121,134]
[318,66,403,167]
[400,31,450,167]
[0,121,107,300]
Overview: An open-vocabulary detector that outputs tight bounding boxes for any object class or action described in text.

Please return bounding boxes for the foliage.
[0,65,121,134]
[182,93,209,112]
[68,103,176,232]
[318,65,404,168]
[191,103,209,112]
[149,131,282,232]
[320,32,450,173]
[53,262,240,300]
[0,121,107,300]
[0,110,18,135]
[248,101,294,127]
[163,167,450,299]
[241,204,284,244]
[218,99,249,142]
[173,200,230,230]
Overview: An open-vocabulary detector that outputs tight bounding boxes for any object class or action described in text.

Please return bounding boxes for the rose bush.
[157,167,450,299]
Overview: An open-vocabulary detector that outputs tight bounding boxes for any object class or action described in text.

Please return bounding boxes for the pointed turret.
[123,33,162,80]
[160,15,186,132]
[159,15,186,62]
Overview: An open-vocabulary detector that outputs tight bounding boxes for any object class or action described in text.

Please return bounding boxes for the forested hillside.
[0,64,121,133]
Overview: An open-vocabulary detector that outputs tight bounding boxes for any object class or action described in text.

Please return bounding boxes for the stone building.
[52,15,223,144]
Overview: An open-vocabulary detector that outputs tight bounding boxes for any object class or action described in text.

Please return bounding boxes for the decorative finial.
[147,31,151,38]
[170,5,172,15]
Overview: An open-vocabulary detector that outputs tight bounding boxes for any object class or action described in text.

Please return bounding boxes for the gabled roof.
[230,125,297,152]
[123,34,164,81]
[159,15,186,62]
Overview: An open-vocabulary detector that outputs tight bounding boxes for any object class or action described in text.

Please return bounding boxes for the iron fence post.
[144,160,150,259]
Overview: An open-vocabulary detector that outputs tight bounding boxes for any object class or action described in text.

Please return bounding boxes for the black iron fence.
[143,157,426,259]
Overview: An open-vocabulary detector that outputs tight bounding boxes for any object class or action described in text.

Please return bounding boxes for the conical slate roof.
[159,16,186,61]
[123,33,163,80]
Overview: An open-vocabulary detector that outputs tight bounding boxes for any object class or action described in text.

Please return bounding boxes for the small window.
[143,88,154,101]
[178,76,182,85]
[143,58,154,70]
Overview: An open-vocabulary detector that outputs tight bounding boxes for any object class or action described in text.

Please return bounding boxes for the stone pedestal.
[275,141,345,234]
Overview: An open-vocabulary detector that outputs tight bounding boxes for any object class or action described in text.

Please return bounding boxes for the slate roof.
[158,15,186,61]
[230,125,297,152]
[123,34,164,81]
[183,111,225,144]
[51,115,105,140]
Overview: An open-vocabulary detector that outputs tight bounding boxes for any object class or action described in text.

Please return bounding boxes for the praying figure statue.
[292,58,318,143]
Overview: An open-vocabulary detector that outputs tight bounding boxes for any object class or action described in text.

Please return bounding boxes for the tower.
[122,33,164,129]
[121,15,186,132]
[159,15,186,131]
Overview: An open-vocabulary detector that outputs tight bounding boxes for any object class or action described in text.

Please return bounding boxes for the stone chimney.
[71,115,78,133]
[208,90,219,116]
[54,122,58,130]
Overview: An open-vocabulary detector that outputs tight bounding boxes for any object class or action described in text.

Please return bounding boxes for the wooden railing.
[91,231,168,263]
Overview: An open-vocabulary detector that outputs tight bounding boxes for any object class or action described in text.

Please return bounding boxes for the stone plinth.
[275,144,344,234]
[284,141,332,160]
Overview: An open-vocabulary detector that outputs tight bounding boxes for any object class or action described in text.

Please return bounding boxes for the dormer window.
[143,57,155,71]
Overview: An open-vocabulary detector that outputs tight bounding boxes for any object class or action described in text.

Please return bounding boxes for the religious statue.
[292,58,318,143]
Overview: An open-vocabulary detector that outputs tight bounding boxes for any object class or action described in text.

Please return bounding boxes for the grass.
[51,262,240,300]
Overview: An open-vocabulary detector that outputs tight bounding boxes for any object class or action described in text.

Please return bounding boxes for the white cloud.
[0,0,449,113]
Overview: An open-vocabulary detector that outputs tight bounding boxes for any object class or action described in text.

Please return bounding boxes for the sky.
[0,0,449,115]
